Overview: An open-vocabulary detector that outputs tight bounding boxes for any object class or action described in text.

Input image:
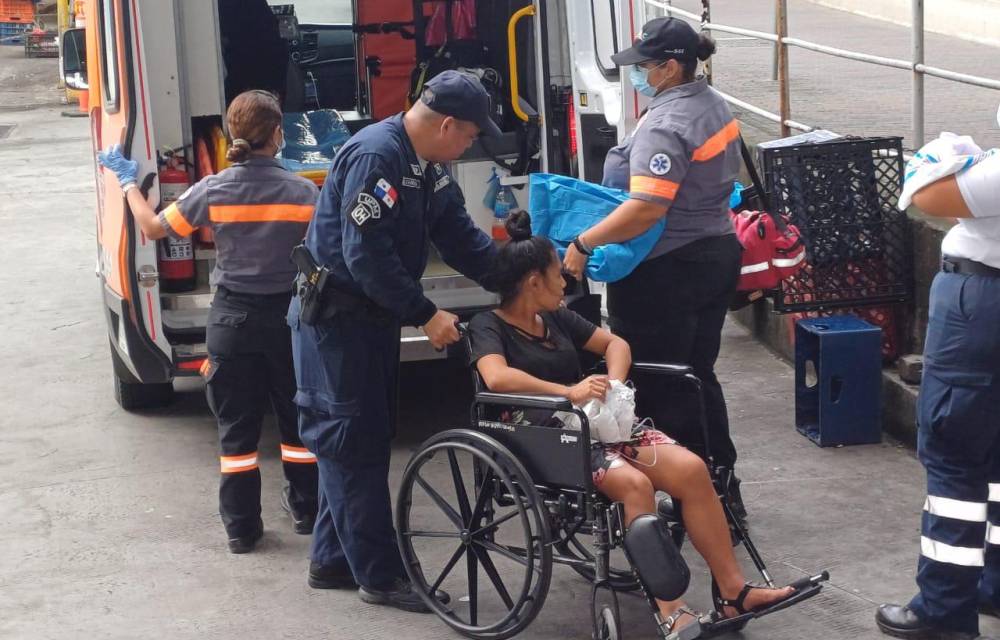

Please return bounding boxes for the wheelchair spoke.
[431,544,467,595]
[472,544,515,610]
[474,539,536,571]
[404,530,463,539]
[468,543,479,626]
[415,473,463,530]
[468,508,520,538]
[447,449,473,524]
[469,467,496,525]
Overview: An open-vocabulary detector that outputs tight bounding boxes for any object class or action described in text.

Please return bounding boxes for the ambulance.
[61,0,658,409]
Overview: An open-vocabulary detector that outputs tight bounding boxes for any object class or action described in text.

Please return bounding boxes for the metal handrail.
[644,0,1000,145]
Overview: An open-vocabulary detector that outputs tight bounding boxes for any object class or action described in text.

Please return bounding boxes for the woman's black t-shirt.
[469,308,598,385]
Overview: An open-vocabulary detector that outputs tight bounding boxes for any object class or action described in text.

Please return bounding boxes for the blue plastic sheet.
[278,109,352,173]
[527,173,666,283]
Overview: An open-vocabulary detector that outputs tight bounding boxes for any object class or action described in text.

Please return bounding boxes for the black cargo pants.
[205,286,318,538]
[607,234,743,470]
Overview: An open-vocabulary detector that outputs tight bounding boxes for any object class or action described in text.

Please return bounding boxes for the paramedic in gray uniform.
[97,90,319,554]
[878,128,1000,639]
[562,17,746,520]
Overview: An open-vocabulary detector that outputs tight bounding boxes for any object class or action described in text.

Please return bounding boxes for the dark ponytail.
[682,33,716,80]
[482,210,558,305]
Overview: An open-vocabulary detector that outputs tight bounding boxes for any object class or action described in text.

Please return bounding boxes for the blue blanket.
[528,173,665,283]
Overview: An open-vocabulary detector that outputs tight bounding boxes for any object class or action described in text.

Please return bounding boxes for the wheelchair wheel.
[397,429,552,640]
[591,582,621,640]
[555,531,641,592]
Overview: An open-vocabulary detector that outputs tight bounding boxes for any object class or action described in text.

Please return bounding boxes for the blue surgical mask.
[629,61,669,97]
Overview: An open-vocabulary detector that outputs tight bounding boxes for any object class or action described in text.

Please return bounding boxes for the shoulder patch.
[649,153,672,176]
[350,192,382,229]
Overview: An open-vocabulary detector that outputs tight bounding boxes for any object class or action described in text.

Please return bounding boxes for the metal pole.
[912,0,925,148]
[776,0,791,137]
[772,5,779,81]
[702,0,713,86]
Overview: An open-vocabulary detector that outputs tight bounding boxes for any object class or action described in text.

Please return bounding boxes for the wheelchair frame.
[395,338,827,640]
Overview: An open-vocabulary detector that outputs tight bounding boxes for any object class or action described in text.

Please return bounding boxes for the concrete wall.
[808,0,1000,48]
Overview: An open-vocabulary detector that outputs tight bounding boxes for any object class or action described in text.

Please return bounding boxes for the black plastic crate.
[760,136,913,312]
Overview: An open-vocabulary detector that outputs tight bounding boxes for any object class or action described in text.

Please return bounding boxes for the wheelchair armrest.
[632,362,695,377]
[474,391,574,412]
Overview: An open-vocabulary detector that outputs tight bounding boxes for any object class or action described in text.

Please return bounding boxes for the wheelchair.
[395,330,829,640]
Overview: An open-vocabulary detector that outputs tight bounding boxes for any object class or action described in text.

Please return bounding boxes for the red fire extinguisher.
[157,156,197,293]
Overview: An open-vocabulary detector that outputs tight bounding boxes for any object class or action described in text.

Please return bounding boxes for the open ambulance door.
[87,0,174,408]
[565,0,646,183]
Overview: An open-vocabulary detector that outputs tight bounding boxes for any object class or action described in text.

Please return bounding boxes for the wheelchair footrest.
[699,572,829,639]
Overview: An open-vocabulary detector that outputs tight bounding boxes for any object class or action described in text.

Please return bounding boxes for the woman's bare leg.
[629,444,793,614]
[598,461,694,625]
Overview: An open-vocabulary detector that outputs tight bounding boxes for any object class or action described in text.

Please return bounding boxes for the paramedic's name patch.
[350,192,381,228]
[374,178,397,208]
[649,153,672,175]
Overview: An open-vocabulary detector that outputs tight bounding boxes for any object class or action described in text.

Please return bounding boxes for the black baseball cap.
[611,17,699,66]
[421,70,503,138]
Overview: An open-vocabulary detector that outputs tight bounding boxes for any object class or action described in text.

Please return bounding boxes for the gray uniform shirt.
[602,78,739,260]
[159,156,319,294]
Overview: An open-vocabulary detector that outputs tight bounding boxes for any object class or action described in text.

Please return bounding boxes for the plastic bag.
[528,173,665,283]
[278,109,352,173]
[580,380,636,444]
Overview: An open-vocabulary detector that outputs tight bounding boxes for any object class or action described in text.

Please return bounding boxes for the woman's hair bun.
[505,209,533,242]
[696,33,717,61]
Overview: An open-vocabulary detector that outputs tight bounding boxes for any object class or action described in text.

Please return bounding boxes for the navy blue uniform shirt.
[305,113,497,326]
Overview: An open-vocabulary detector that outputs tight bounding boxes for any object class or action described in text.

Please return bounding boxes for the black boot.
[308,561,357,589]
[358,577,451,613]
[281,485,316,535]
[227,519,264,554]
[875,604,978,639]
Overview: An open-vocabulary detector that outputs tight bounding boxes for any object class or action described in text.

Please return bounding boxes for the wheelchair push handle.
[432,321,467,353]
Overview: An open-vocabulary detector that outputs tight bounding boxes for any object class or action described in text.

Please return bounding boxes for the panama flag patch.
[373,178,398,209]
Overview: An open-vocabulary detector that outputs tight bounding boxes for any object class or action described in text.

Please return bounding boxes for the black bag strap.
[738,135,796,235]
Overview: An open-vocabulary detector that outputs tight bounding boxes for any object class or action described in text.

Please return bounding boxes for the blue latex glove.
[96,143,138,187]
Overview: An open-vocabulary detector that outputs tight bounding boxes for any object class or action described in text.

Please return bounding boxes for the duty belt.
[291,244,394,326]
[942,256,1000,279]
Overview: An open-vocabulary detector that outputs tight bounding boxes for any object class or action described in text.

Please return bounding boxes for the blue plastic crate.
[795,315,882,447]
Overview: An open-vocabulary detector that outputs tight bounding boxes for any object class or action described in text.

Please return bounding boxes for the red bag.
[731,209,806,291]
[425,0,477,46]
[732,135,806,293]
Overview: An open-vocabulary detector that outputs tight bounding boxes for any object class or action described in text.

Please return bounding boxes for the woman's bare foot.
[718,583,795,618]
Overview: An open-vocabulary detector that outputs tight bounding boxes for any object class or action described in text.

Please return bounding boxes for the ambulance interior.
[163,0,580,349]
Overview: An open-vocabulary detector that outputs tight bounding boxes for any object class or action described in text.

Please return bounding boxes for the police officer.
[878,134,1000,638]
[290,70,499,611]
[97,90,319,554]
[562,18,746,518]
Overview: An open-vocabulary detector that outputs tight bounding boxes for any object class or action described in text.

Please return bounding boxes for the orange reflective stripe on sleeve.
[220,452,259,474]
[208,204,315,224]
[630,175,680,200]
[162,202,196,237]
[692,119,740,162]
[280,444,317,464]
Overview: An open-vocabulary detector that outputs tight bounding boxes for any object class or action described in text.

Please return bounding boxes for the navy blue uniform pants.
[288,295,405,589]
[206,287,318,539]
[909,271,1000,635]
[607,234,742,469]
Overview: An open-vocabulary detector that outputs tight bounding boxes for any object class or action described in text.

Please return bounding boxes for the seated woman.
[469,212,797,634]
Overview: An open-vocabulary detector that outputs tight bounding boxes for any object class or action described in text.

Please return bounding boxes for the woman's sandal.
[660,606,703,640]
[713,580,812,620]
